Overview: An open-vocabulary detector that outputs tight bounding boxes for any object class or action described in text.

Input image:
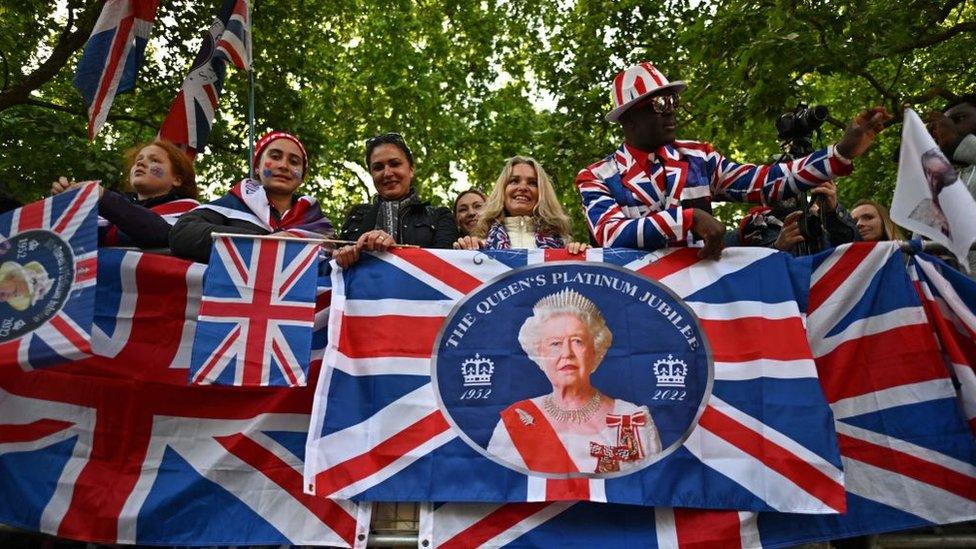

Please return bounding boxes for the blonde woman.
[454,156,587,253]
[850,199,904,242]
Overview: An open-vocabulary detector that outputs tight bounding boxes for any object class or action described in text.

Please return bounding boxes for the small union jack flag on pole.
[158,0,251,156]
[73,0,160,140]
[0,184,100,370]
[190,234,320,387]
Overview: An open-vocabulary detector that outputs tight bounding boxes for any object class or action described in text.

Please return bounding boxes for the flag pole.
[246,0,255,174]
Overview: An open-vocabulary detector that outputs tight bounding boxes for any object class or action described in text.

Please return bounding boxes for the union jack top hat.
[607,62,687,122]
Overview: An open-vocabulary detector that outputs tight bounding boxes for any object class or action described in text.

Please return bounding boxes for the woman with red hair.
[51,140,199,248]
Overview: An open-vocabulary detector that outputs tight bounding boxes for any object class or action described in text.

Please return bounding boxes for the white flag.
[891,108,976,269]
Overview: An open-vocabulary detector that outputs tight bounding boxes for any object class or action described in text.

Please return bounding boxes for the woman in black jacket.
[334,133,458,268]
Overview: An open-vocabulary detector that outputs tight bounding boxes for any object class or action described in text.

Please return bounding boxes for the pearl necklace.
[542,393,602,424]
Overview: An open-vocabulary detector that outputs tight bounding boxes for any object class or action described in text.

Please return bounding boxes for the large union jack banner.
[418,242,976,548]
[190,235,321,387]
[0,249,368,547]
[0,185,99,370]
[305,247,846,512]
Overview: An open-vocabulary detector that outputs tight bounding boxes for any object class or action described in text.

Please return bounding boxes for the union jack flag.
[304,247,846,512]
[909,252,976,433]
[422,502,766,548]
[73,0,159,140]
[157,0,251,155]
[0,249,367,546]
[0,185,99,370]
[190,235,321,387]
[419,242,976,547]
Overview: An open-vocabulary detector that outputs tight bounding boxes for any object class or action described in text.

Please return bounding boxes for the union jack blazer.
[576,141,853,250]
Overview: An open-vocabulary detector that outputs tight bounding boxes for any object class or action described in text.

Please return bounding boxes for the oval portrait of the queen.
[433,262,712,478]
[0,230,74,343]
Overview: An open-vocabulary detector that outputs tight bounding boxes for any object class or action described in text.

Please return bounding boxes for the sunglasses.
[366,132,406,146]
[633,93,680,114]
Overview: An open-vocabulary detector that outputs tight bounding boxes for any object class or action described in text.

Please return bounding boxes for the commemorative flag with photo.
[0,249,368,547]
[190,234,321,387]
[304,247,846,512]
[419,242,976,548]
[891,108,976,268]
[0,184,99,370]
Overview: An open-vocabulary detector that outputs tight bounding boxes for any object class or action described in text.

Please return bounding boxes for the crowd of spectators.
[11,60,975,549]
[41,64,975,276]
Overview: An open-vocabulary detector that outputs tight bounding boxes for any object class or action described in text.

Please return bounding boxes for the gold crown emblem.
[461,354,494,387]
[653,354,687,387]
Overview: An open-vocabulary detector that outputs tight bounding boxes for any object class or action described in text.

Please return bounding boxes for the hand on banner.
[567,242,589,254]
[774,211,805,251]
[692,208,725,260]
[51,177,103,197]
[334,230,398,268]
[359,230,396,252]
[835,106,893,159]
[453,236,485,250]
[334,245,360,269]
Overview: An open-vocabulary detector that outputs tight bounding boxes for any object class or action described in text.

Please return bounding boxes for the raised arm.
[702,106,892,204]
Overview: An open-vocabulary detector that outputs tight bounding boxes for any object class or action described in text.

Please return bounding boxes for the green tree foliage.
[0,0,972,236]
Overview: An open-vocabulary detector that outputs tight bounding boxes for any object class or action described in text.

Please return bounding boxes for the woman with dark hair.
[51,140,200,249]
[454,189,485,236]
[851,199,904,242]
[334,132,458,268]
[169,131,334,263]
[453,156,587,253]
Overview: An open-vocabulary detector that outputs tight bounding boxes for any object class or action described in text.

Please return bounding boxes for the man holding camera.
[737,181,859,256]
[576,61,891,259]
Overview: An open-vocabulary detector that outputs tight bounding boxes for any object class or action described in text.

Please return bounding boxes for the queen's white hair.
[517,289,612,370]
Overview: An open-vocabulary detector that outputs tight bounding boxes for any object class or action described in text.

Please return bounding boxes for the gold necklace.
[542,393,601,424]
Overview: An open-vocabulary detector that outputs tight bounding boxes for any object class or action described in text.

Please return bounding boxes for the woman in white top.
[453,156,587,252]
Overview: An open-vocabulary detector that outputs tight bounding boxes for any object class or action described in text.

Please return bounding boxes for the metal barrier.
[370,502,421,547]
[2,515,975,547]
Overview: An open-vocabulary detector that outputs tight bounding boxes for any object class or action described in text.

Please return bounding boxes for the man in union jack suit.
[577,62,892,259]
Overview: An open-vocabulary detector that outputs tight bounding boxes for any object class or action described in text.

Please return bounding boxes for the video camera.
[773,103,829,250]
[776,104,828,141]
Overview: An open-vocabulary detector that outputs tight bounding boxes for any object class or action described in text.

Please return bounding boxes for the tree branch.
[938,0,967,23]
[903,86,957,107]
[792,9,914,113]
[894,21,976,53]
[21,98,156,130]
[0,1,105,112]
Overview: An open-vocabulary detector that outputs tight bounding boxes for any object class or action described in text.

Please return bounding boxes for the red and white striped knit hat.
[606,62,687,122]
[252,131,309,177]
